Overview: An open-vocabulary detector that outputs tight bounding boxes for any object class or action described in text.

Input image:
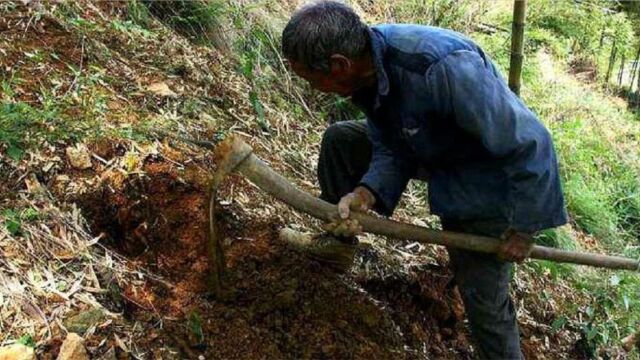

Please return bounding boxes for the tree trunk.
[606,41,617,87]
[508,0,527,96]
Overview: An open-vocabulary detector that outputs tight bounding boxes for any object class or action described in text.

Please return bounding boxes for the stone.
[65,144,92,170]
[57,333,88,360]
[0,344,35,360]
[63,308,105,334]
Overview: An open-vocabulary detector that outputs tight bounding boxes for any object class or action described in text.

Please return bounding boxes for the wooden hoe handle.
[215,136,640,272]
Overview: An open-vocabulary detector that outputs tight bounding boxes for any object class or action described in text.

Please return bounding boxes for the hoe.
[160,133,640,296]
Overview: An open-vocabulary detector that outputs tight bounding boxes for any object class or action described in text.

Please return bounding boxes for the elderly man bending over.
[281,2,567,359]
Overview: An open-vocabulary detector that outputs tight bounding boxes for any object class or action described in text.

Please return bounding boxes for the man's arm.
[427,50,564,234]
[358,119,414,216]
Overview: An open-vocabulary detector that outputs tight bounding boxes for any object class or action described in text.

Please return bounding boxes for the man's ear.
[329,54,352,74]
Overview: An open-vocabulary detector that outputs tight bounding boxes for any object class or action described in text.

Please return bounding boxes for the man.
[282,1,567,359]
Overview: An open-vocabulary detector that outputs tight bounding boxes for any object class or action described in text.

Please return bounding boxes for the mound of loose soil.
[70,153,472,359]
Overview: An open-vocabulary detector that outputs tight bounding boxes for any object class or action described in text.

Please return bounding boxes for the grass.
[138,0,228,49]
[475,9,640,356]
[0,68,109,159]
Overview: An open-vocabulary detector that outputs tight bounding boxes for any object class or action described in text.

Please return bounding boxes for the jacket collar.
[368,27,390,108]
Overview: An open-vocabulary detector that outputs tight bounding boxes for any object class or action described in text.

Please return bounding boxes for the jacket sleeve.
[359,119,414,216]
[427,50,565,232]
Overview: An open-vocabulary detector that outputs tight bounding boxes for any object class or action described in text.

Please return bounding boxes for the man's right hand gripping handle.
[324,186,376,237]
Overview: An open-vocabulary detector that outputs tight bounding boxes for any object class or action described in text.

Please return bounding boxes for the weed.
[17,334,36,348]
[110,19,153,39]
[2,209,21,236]
[188,311,204,344]
[0,67,109,158]
[127,0,153,26]
[141,0,227,49]
[1,207,42,236]
[0,101,61,160]
[536,227,576,251]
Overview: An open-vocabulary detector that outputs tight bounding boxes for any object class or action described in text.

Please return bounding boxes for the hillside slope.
[1,1,638,359]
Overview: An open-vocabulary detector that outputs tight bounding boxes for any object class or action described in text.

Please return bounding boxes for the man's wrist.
[354,185,376,206]
[501,227,534,243]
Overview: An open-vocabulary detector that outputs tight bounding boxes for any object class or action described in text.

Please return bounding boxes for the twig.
[151,129,217,150]
[63,35,85,98]
[258,25,317,122]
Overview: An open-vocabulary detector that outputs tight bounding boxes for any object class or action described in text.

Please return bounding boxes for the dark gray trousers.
[318,121,523,360]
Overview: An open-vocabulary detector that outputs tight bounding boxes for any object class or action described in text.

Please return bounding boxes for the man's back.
[355,24,567,232]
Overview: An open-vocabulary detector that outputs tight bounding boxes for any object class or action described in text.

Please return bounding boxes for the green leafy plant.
[2,208,41,236]
[0,101,62,160]
[187,311,204,344]
[17,334,36,348]
[3,209,21,236]
[110,19,153,39]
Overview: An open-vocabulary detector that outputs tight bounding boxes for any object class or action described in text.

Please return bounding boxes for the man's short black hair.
[282,1,370,72]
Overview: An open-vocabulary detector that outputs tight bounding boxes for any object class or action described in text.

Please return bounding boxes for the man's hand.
[498,228,534,263]
[323,218,363,237]
[338,186,376,219]
[324,186,375,237]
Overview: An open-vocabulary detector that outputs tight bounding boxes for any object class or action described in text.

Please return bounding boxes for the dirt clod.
[57,333,88,360]
[0,344,35,360]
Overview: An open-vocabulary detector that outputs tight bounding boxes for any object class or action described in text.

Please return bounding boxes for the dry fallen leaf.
[114,334,130,353]
[146,82,177,97]
[25,174,45,194]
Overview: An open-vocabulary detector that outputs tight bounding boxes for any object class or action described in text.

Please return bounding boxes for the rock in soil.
[63,308,106,335]
[65,144,93,170]
[0,344,35,360]
[57,333,89,360]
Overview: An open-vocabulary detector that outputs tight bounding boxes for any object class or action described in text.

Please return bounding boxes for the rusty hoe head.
[212,136,254,188]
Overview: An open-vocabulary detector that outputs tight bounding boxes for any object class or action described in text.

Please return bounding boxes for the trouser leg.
[443,221,523,360]
[317,120,372,204]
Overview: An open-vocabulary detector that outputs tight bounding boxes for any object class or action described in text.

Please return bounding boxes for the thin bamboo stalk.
[629,47,640,92]
[637,72,640,108]
[606,41,617,86]
[508,0,527,96]
[618,54,626,87]
[598,27,605,50]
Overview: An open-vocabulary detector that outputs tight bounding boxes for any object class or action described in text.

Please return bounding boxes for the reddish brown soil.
[69,146,583,359]
[72,154,475,359]
[0,7,84,104]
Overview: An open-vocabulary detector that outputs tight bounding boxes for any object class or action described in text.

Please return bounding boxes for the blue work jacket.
[353,24,568,233]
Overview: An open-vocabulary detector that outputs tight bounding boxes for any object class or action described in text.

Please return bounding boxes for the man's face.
[289,60,356,97]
